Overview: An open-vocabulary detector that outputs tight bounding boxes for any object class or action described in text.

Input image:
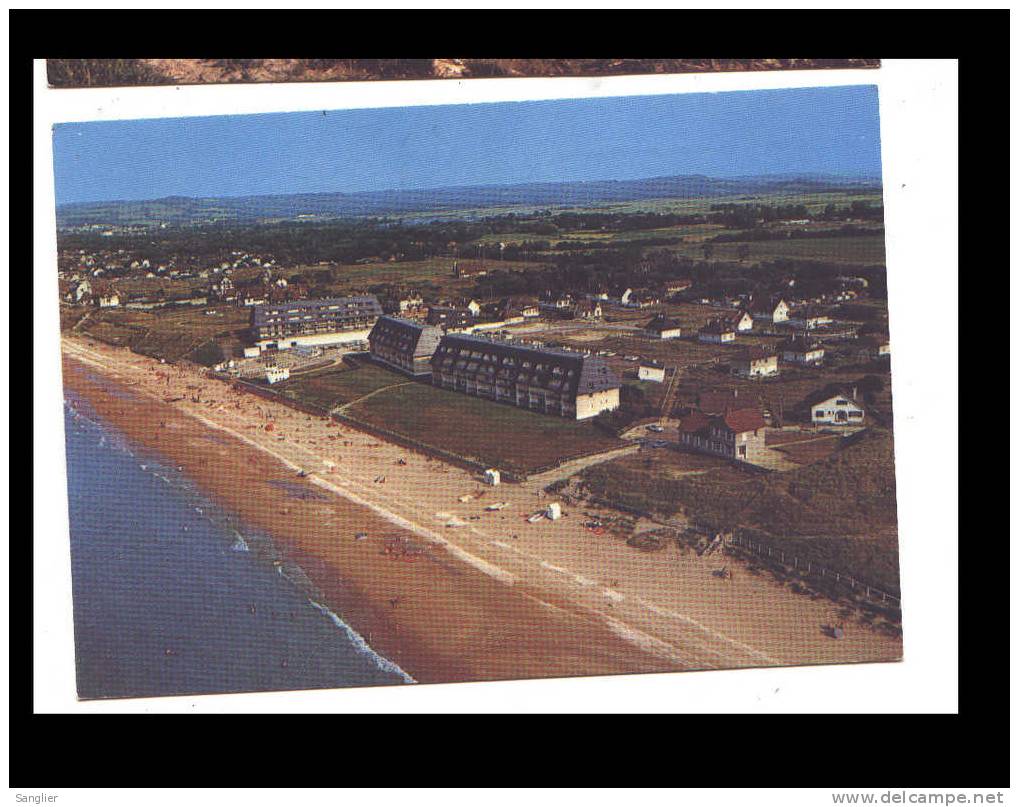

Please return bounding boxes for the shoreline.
[62,347,682,685]
[60,335,902,689]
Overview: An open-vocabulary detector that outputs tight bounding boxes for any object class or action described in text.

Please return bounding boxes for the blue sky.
[53,85,881,206]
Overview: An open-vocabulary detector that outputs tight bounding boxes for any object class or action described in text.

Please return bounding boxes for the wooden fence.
[726,529,901,611]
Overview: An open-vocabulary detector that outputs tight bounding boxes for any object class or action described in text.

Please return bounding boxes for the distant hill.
[56,173,882,229]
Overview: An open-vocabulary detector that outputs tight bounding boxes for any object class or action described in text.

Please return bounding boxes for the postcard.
[45,69,907,702]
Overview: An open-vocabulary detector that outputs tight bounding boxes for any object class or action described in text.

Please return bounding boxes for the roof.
[368,316,443,359]
[804,386,864,408]
[700,318,735,335]
[679,410,712,433]
[639,359,665,369]
[252,295,381,327]
[430,333,621,396]
[723,308,753,325]
[721,408,767,433]
[750,294,788,313]
[645,314,681,333]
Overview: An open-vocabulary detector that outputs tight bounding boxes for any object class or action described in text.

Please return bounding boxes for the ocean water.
[63,396,410,699]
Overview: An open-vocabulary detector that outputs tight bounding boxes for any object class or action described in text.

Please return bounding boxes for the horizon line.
[56,170,884,210]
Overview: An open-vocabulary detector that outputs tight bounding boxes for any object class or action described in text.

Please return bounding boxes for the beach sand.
[60,336,902,687]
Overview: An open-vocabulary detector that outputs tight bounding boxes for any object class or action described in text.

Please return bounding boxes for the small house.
[484,468,501,486]
[780,336,825,366]
[730,348,779,379]
[750,296,790,324]
[638,361,666,383]
[808,388,865,426]
[724,309,755,332]
[679,407,768,463]
[265,366,290,385]
[644,314,682,340]
[698,319,736,344]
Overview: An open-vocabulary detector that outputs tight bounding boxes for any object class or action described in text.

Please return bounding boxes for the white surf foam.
[309,600,415,683]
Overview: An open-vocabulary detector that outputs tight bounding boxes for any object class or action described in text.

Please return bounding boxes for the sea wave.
[309,600,415,684]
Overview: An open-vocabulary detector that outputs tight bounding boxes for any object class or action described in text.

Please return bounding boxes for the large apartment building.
[429,334,621,420]
[368,316,443,377]
[251,295,382,350]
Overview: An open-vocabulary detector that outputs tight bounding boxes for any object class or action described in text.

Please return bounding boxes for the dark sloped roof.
[252,295,381,327]
[804,385,863,409]
[721,408,767,433]
[645,314,681,333]
[430,333,620,396]
[369,315,443,359]
[700,318,735,334]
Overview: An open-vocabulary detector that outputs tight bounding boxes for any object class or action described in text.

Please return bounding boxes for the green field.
[335,372,627,475]
[669,234,887,265]
[273,363,407,411]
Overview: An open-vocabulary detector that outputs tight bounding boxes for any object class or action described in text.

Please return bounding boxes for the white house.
[265,365,291,385]
[730,349,778,379]
[98,292,120,308]
[638,361,666,383]
[809,389,865,426]
[725,309,755,332]
[751,296,790,324]
[644,314,682,340]
[780,337,825,366]
[698,319,736,344]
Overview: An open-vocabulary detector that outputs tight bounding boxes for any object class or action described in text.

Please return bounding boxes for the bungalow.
[808,387,865,426]
[644,314,682,340]
[698,319,736,344]
[729,348,779,379]
[679,407,768,463]
[638,360,666,383]
[98,292,121,308]
[780,336,825,366]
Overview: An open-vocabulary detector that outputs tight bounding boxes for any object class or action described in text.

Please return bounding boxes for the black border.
[14,8,991,789]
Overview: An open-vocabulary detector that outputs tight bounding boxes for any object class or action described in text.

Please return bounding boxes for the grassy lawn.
[274,363,406,411]
[343,378,626,475]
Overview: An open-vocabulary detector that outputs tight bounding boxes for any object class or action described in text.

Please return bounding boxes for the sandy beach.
[61,336,902,685]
